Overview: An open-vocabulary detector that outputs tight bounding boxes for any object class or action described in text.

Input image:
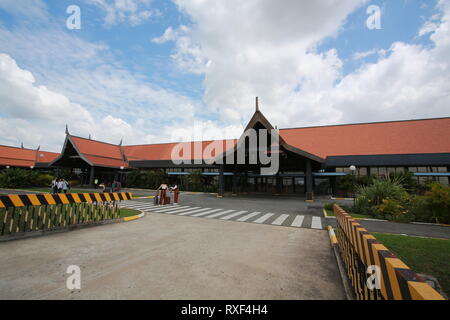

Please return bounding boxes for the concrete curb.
[331,196,354,201]
[327,226,355,300]
[323,208,387,222]
[0,209,146,242]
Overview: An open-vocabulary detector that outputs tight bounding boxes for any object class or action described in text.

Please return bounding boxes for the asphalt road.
[0,211,345,300]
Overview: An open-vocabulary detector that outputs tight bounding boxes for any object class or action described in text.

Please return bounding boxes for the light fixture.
[120,166,124,170]
[30,165,34,169]
[349,165,356,171]
[6,165,10,169]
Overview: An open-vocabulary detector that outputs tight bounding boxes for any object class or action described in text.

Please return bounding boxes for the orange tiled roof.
[279,117,450,158]
[69,136,128,168]
[0,145,59,167]
[123,139,237,161]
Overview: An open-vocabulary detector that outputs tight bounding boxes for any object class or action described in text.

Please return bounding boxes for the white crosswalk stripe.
[205,209,235,218]
[220,210,248,220]
[155,206,200,214]
[291,215,304,227]
[237,212,261,222]
[121,200,324,230]
[177,207,212,216]
[311,216,322,229]
[272,214,289,226]
[190,208,223,217]
[254,213,274,224]
[151,205,190,213]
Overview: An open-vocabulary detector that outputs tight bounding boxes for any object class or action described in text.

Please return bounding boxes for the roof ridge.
[70,134,123,147]
[124,138,238,148]
[279,116,450,131]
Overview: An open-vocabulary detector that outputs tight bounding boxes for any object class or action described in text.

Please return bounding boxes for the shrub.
[187,170,203,192]
[34,174,54,187]
[353,176,407,217]
[420,183,450,224]
[374,196,414,222]
[0,168,39,188]
[323,202,336,211]
[124,170,168,189]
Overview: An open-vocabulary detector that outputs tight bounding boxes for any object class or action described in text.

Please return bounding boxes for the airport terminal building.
[1,101,450,198]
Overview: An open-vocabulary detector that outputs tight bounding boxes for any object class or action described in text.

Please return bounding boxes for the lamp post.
[349,165,356,206]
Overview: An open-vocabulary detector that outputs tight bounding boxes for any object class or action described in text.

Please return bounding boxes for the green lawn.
[119,208,141,218]
[373,232,450,297]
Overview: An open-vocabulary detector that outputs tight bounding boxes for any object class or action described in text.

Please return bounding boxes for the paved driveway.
[0,207,345,299]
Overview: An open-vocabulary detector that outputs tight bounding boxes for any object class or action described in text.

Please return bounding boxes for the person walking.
[169,184,179,204]
[157,183,168,205]
[61,179,70,194]
[56,178,63,193]
[51,178,58,194]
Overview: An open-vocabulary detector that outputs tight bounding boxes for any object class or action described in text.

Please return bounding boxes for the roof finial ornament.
[21,142,24,149]
[37,145,40,151]
[119,138,123,146]
[255,96,259,112]
[89,134,91,140]
[65,124,69,135]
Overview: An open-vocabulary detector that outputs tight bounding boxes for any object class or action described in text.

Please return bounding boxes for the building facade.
[1,101,449,198]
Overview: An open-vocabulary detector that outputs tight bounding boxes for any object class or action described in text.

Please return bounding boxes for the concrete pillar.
[232,169,238,195]
[275,174,282,194]
[305,160,314,201]
[447,166,450,185]
[218,165,224,197]
[89,166,95,187]
[330,176,337,197]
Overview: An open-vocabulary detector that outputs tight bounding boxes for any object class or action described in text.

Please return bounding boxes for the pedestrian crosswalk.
[120,200,324,230]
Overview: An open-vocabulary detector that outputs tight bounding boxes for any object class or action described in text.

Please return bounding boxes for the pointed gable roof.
[50,134,129,168]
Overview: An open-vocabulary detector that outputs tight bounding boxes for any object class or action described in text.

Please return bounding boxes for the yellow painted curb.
[327,226,338,245]
[122,210,145,222]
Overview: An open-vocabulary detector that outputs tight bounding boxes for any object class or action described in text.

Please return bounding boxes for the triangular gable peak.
[50,134,93,167]
[217,98,325,164]
[50,133,129,169]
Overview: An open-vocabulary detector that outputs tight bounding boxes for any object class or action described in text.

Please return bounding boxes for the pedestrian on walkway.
[157,183,168,205]
[51,178,58,194]
[169,184,179,204]
[99,182,106,193]
[61,179,70,194]
[56,178,63,193]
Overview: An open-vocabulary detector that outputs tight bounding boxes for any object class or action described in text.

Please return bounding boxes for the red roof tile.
[69,136,128,168]
[279,118,450,158]
[0,145,60,167]
[123,139,237,161]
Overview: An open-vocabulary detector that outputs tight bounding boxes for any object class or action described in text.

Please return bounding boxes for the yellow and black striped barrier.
[333,204,445,300]
[0,192,132,208]
[0,192,132,237]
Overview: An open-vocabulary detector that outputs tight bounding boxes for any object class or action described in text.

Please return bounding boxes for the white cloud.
[0,0,48,20]
[153,0,450,128]
[85,0,161,27]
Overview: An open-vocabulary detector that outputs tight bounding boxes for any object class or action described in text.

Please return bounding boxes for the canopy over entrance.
[214,98,324,200]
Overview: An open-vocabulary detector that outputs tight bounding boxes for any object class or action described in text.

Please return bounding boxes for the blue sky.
[0,0,449,152]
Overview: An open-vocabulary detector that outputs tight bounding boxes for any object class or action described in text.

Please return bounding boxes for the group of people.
[156,183,179,205]
[51,178,70,194]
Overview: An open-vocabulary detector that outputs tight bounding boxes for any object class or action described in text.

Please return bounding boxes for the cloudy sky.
[0,0,449,152]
